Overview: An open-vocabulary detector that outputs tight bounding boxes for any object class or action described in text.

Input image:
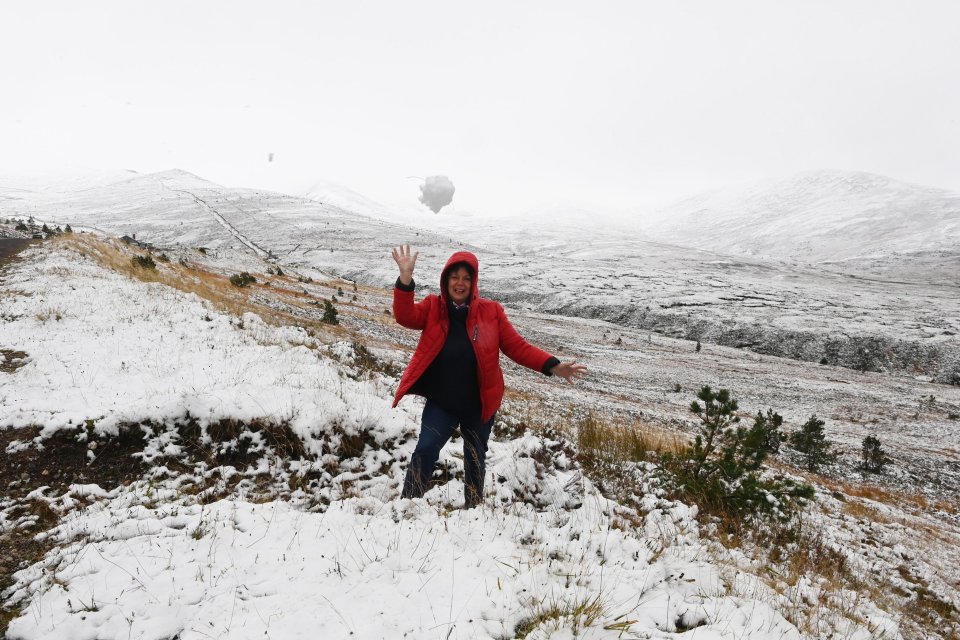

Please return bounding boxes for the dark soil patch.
[0,238,36,271]
[177,417,310,465]
[0,424,150,636]
[0,350,28,374]
[0,418,321,635]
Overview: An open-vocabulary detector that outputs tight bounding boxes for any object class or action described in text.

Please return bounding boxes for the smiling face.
[446,265,473,305]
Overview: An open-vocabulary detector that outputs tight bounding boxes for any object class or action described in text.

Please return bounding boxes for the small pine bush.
[663,386,812,520]
[64,224,73,233]
[753,409,784,454]
[15,222,28,231]
[131,255,156,270]
[229,272,256,288]
[322,299,339,325]
[789,415,838,471]
[861,435,890,473]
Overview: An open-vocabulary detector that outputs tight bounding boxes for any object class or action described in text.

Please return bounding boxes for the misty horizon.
[3,1,959,217]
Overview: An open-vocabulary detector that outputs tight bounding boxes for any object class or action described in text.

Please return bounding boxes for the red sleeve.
[496,303,554,372]
[393,286,433,330]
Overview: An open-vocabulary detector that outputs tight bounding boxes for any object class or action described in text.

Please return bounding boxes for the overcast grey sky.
[2,1,959,215]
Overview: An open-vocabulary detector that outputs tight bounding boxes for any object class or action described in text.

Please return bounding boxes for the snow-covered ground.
[2,235,959,639]
[0,239,799,639]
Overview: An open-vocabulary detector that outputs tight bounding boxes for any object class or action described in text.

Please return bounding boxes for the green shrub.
[753,409,784,454]
[64,224,73,233]
[322,299,339,325]
[131,255,156,270]
[789,415,838,471]
[15,221,28,231]
[229,272,256,288]
[662,386,813,520]
[861,435,890,473]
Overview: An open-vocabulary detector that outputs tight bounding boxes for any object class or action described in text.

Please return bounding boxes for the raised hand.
[550,360,588,384]
[391,244,419,286]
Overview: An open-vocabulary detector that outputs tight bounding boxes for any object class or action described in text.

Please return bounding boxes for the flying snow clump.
[419,175,455,213]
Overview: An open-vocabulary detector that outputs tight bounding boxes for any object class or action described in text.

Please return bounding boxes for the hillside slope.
[2,235,958,638]
[643,170,960,262]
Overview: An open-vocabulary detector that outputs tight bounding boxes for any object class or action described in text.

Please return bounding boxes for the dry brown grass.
[56,234,348,339]
[815,474,959,516]
[514,593,607,638]
[497,391,687,463]
[841,499,892,523]
[572,411,687,463]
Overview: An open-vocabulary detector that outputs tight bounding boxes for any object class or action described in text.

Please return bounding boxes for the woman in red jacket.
[391,244,586,508]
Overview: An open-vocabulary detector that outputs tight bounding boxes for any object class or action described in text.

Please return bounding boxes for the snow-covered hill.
[642,170,960,262]
[3,236,958,639]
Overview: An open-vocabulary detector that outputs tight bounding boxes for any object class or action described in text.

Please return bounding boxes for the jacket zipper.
[470,321,485,418]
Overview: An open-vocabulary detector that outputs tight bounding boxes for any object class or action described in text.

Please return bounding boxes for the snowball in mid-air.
[419,175,455,213]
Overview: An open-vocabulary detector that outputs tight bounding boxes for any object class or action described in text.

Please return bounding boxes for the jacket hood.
[440,250,479,304]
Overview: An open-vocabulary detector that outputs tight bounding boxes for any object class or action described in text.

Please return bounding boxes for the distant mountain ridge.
[642,170,960,262]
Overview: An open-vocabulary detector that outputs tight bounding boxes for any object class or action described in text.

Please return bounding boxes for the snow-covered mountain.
[2,169,958,383]
[642,170,960,262]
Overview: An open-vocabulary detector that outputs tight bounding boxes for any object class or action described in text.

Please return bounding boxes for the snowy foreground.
[0,238,953,639]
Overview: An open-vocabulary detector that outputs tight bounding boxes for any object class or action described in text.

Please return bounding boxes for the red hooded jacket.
[392,251,555,421]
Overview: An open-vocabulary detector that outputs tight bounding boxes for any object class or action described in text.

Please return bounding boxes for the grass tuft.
[514,594,606,638]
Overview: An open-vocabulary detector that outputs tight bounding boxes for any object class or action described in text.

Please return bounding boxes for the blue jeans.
[401,400,495,507]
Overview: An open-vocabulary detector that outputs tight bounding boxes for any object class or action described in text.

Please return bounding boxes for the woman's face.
[447,266,472,305]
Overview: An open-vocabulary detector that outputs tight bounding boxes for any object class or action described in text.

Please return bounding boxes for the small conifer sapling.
[789,414,838,471]
[322,299,339,325]
[861,435,890,473]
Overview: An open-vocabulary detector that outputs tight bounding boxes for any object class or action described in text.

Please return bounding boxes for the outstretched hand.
[391,244,419,285]
[550,360,588,384]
